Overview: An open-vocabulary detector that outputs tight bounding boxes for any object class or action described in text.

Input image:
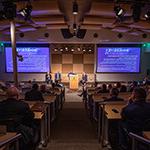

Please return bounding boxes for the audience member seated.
[116,82,122,91]
[25,84,44,101]
[120,85,127,92]
[105,88,124,101]
[40,84,47,94]
[119,87,150,149]
[97,84,109,93]
[0,81,7,92]
[0,87,37,150]
[129,81,138,92]
[143,76,150,86]
[108,84,112,92]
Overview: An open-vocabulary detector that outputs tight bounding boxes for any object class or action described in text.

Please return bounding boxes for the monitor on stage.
[5,44,50,73]
[96,45,141,73]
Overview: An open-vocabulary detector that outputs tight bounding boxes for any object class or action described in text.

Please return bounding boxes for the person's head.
[110,88,119,97]
[6,86,19,99]
[108,84,112,90]
[102,84,107,90]
[120,85,127,92]
[116,82,121,88]
[32,83,39,90]
[132,87,147,102]
[40,84,46,93]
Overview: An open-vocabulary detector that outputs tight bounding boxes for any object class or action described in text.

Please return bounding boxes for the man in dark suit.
[0,87,35,150]
[45,72,52,84]
[55,71,61,82]
[25,83,44,101]
[119,87,150,149]
[81,72,88,84]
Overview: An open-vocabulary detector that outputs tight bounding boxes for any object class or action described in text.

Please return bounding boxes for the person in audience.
[0,87,36,150]
[143,76,150,85]
[55,71,61,82]
[97,84,109,93]
[101,83,109,93]
[120,85,127,92]
[0,81,7,92]
[105,87,124,101]
[40,84,47,94]
[108,84,113,92]
[129,81,138,92]
[115,82,122,91]
[25,83,44,101]
[119,87,150,149]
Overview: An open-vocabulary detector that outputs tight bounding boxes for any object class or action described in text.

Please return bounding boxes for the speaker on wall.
[76,29,86,39]
[61,29,73,39]
[61,28,87,39]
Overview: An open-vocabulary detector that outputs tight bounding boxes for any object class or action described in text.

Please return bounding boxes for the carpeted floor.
[44,89,105,150]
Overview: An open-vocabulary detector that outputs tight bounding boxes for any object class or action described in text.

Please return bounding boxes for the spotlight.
[145,11,150,20]
[72,1,78,15]
[19,4,32,21]
[114,6,124,17]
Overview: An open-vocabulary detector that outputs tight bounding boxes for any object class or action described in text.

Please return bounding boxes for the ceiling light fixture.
[19,3,32,21]
[72,1,78,15]
[145,11,150,20]
[114,5,124,17]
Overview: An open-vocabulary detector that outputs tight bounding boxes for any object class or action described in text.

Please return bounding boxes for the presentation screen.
[5,46,50,72]
[97,47,141,73]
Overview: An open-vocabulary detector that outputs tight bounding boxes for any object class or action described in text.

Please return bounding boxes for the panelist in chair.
[55,71,61,82]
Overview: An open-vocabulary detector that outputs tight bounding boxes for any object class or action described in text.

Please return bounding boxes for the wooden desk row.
[0,132,21,150]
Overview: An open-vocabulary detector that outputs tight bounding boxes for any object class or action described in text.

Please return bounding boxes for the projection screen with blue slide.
[97,46,141,73]
[5,46,50,73]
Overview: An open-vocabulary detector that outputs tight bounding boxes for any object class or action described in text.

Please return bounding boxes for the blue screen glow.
[97,47,140,73]
[5,47,50,72]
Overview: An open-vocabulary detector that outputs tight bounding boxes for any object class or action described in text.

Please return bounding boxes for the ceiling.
[0,0,150,37]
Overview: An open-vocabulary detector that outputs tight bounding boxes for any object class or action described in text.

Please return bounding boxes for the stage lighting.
[72,1,78,15]
[145,11,150,20]
[114,6,124,17]
[19,3,32,20]
[132,3,142,22]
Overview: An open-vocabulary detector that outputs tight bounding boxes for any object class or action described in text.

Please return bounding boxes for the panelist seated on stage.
[55,71,61,82]
[25,83,44,101]
[45,72,52,84]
